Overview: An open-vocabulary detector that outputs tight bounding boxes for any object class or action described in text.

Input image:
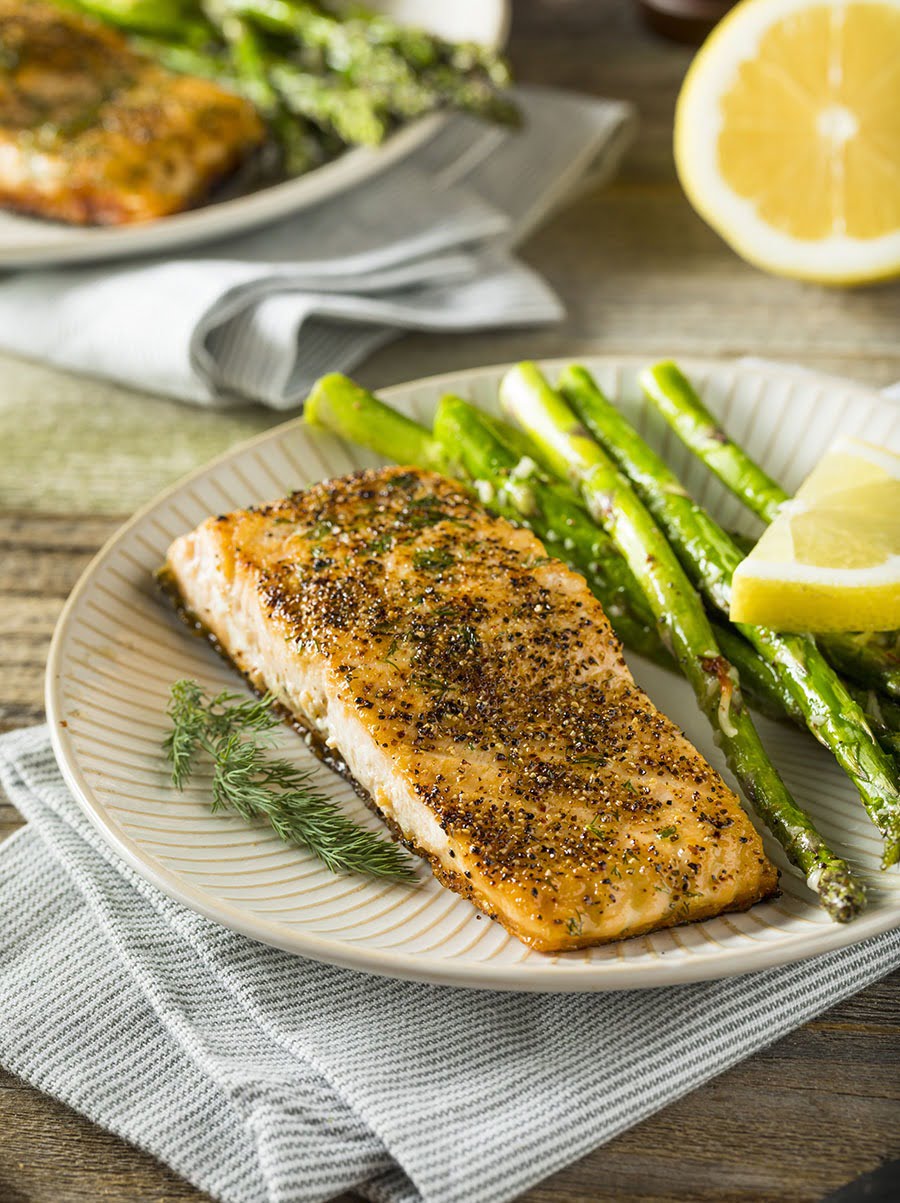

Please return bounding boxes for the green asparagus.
[269,66,388,146]
[305,373,450,473]
[641,360,789,523]
[714,621,900,758]
[226,0,518,127]
[65,0,518,174]
[641,361,900,700]
[71,0,192,36]
[820,633,900,702]
[559,363,900,866]
[500,362,866,920]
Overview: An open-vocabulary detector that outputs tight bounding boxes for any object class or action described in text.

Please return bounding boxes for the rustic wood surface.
[1,0,898,1200]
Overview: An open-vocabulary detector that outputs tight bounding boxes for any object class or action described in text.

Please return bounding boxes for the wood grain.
[1,1,899,1200]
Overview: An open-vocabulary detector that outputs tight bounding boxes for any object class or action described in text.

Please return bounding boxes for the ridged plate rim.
[45,356,900,991]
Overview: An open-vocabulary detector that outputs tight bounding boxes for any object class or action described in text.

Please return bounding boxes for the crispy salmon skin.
[0,0,265,224]
[162,466,778,952]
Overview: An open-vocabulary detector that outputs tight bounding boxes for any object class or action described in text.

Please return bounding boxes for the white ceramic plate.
[0,0,509,268]
[46,357,900,991]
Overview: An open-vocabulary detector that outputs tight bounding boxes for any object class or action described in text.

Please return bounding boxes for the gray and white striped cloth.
[2,724,899,1203]
[0,87,633,409]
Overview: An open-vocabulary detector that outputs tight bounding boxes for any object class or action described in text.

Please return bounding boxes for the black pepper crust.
[161,464,779,943]
[161,465,778,948]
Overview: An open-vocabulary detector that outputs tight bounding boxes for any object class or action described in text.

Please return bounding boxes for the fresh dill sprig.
[162,679,208,788]
[163,680,417,883]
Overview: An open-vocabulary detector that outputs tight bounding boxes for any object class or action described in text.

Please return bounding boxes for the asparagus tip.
[811,866,868,923]
[880,833,900,871]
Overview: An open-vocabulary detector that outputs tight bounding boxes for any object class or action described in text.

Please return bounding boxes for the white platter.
[46,357,900,990]
[0,0,509,268]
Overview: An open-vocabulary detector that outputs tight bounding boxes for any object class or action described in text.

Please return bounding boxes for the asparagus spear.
[714,623,900,757]
[559,363,900,866]
[500,362,865,920]
[819,633,900,703]
[269,66,388,146]
[202,0,319,173]
[69,0,193,36]
[711,624,803,725]
[305,373,450,472]
[717,635,900,764]
[641,361,900,700]
[229,0,518,124]
[641,361,789,522]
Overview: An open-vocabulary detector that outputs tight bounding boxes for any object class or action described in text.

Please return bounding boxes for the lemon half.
[675,0,900,284]
[730,437,900,631]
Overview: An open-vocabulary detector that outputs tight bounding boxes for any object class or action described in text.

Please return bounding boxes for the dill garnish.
[409,669,449,695]
[412,547,455,572]
[163,680,417,882]
[587,816,614,841]
[566,910,585,936]
[365,531,395,555]
[406,494,463,530]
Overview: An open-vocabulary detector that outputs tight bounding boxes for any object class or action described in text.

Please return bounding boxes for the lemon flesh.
[676,0,900,284]
[731,437,900,631]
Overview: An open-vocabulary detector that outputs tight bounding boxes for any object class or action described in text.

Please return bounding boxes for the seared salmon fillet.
[162,466,778,951]
[0,0,265,224]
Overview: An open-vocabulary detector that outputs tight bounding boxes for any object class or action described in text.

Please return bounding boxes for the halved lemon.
[731,436,900,631]
[675,0,900,284]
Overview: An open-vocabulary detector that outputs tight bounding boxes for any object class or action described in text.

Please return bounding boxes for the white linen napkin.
[2,724,898,1203]
[0,87,634,409]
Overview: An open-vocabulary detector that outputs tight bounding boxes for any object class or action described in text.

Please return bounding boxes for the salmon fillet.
[162,466,778,952]
[0,0,265,224]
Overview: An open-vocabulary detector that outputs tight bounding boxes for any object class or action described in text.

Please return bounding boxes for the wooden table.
[2,2,899,1200]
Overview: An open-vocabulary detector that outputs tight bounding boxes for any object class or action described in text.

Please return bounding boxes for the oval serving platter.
[46,357,900,990]
[0,0,509,268]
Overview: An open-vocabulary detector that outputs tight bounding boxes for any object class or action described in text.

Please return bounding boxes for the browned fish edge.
[0,149,265,227]
[156,557,781,950]
[0,131,273,227]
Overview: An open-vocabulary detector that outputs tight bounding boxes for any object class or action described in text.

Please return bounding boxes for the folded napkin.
[0,87,633,409]
[2,725,898,1203]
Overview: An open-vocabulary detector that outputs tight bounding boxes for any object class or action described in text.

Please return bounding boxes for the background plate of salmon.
[45,356,900,990]
[0,0,508,267]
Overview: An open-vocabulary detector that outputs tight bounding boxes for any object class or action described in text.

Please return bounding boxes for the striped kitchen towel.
[2,724,898,1203]
[0,87,633,409]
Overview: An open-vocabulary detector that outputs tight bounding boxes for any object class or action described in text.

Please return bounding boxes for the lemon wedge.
[731,437,900,631]
[675,0,900,284]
